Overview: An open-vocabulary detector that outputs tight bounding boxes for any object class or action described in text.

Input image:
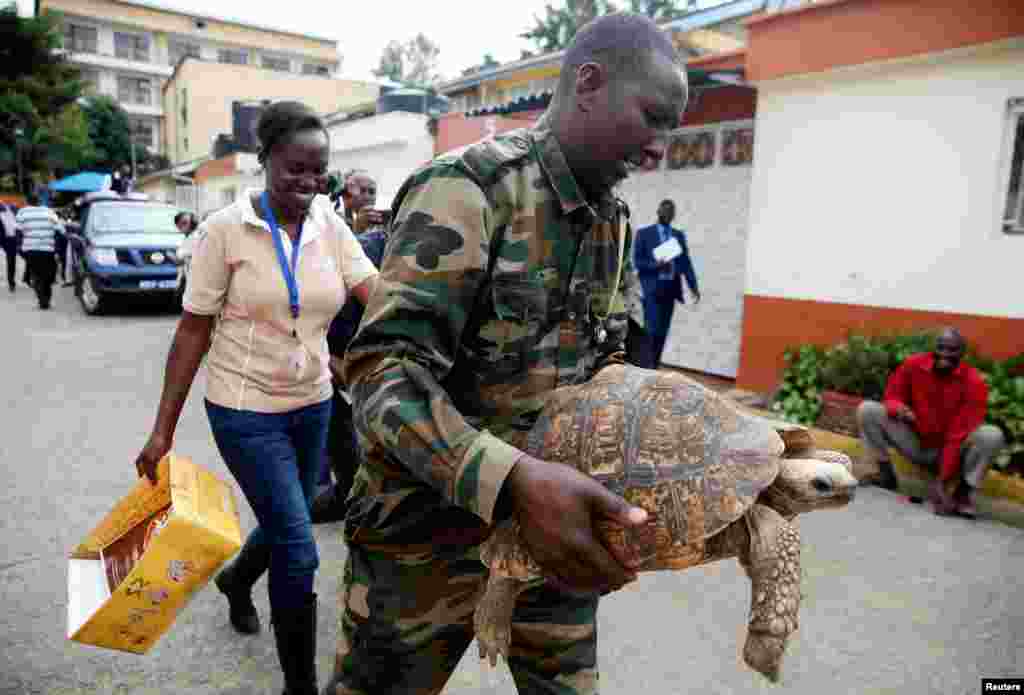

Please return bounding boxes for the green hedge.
[771,330,1024,471]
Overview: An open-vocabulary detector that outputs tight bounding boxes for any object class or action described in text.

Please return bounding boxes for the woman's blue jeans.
[205,398,331,612]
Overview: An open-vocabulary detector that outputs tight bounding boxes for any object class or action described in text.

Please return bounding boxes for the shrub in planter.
[771,345,826,426]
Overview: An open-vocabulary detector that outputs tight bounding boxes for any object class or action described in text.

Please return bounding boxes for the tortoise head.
[762,450,858,518]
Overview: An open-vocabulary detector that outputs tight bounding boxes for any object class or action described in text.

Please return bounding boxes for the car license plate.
[158,279,178,289]
[139,280,156,289]
[139,280,178,289]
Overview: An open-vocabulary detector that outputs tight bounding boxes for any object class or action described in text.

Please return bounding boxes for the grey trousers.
[856,400,1006,488]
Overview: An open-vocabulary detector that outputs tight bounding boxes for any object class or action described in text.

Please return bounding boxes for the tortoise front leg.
[739,504,801,683]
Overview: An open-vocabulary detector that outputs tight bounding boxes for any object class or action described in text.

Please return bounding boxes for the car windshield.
[89,204,181,235]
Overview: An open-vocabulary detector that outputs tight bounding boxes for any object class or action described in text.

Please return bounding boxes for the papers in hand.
[652,236,683,264]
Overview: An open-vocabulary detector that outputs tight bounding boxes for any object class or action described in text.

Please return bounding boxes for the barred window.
[169,41,200,66]
[302,63,329,75]
[129,118,154,148]
[117,76,152,105]
[262,55,290,72]
[78,69,99,92]
[115,32,150,62]
[1001,98,1024,235]
[63,23,97,54]
[218,48,248,65]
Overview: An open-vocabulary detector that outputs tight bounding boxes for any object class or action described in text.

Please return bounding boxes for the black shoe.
[272,593,319,695]
[310,486,347,525]
[870,461,899,491]
[214,542,269,634]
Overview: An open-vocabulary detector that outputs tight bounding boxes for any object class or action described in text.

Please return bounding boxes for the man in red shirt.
[856,328,1005,518]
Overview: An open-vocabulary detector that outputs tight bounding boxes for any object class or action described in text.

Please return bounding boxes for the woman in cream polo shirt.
[133,102,377,695]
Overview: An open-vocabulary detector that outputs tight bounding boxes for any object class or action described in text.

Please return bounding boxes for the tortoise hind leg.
[739,504,801,683]
[474,573,527,667]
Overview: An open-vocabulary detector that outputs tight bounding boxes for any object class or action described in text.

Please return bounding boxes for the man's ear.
[574,62,606,113]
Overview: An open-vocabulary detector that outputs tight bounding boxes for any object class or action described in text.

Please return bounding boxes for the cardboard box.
[67,453,242,654]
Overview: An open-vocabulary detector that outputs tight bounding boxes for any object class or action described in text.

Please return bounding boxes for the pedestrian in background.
[16,193,64,310]
[132,101,378,695]
[1,202,19,293]
[310,169,389,524]
[633,198,700,368]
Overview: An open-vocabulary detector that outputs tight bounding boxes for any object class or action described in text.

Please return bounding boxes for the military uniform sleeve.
[343,166,524,524]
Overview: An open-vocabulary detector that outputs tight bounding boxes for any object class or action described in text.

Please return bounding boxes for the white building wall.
[746,39,1024,319]
[327,112,435,210]
[617,120,755,378]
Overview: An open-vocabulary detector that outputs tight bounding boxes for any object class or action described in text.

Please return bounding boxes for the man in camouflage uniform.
[331,13,688,695]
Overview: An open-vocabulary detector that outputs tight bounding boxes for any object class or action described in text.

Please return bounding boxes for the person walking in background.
[16,194,64,310]
[1,202,19,293]
[173,211,199,308]
[132,101,378,695]
[633,198,699,368]
[310,178,390,524]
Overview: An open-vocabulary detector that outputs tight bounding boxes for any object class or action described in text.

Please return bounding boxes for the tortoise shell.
[523,364,786,571]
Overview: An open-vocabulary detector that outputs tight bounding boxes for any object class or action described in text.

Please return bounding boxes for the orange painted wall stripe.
[737,295,1024,393]
[746,0,1024,82]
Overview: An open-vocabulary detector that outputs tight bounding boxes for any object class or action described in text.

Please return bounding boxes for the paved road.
[2,279,1023,695]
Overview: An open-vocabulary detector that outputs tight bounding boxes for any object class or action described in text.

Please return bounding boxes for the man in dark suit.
[633,198,700,368]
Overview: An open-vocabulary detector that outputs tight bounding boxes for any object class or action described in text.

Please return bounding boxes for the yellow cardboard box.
[67,453,242,654]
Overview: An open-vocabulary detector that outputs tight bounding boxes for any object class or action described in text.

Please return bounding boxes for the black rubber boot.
[272,593,318,695]
[872,460,899,491]
[310,485,347,525]
[214,541,269,634]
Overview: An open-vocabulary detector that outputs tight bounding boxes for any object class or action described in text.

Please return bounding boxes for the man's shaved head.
[556,13,681,99]
[546,12,688,199]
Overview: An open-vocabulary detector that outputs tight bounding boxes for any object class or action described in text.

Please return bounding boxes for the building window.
[115,32,150,62]
[117,76,152,105]
[666,129,717,170]
[1001,98,1024,235]
[168,40,200,66]
[128,118,154,148]
[262,55,290,72]
[218,48,248,65]
[302,63,329,76]
[721,126,754,167]
[78,69,99,92]
[63,23,97,54]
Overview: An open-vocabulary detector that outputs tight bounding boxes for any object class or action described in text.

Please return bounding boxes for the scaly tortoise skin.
[474,364,858,682]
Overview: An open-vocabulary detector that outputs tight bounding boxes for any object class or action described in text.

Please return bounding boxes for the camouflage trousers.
[326,541,600,695]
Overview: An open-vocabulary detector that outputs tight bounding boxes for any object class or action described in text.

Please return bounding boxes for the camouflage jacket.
[343,125,637,546]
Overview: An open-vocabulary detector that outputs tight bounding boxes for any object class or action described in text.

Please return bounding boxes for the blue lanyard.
[261,191,303,320]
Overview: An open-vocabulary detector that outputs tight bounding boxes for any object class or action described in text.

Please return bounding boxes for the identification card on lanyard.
[261,191,303,325]
[261,192,308,376]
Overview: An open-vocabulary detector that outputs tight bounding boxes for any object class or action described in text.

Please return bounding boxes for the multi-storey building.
[37,0,345,158]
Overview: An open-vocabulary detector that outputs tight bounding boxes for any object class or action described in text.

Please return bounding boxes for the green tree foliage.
[0,3,88,188]
[79,95,134,172]
[373,34,442,87]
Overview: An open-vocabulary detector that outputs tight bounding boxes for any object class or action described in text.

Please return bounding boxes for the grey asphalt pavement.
[2,278,1022,695]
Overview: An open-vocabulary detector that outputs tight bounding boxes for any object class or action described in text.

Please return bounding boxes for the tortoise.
[474,364,858,682]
